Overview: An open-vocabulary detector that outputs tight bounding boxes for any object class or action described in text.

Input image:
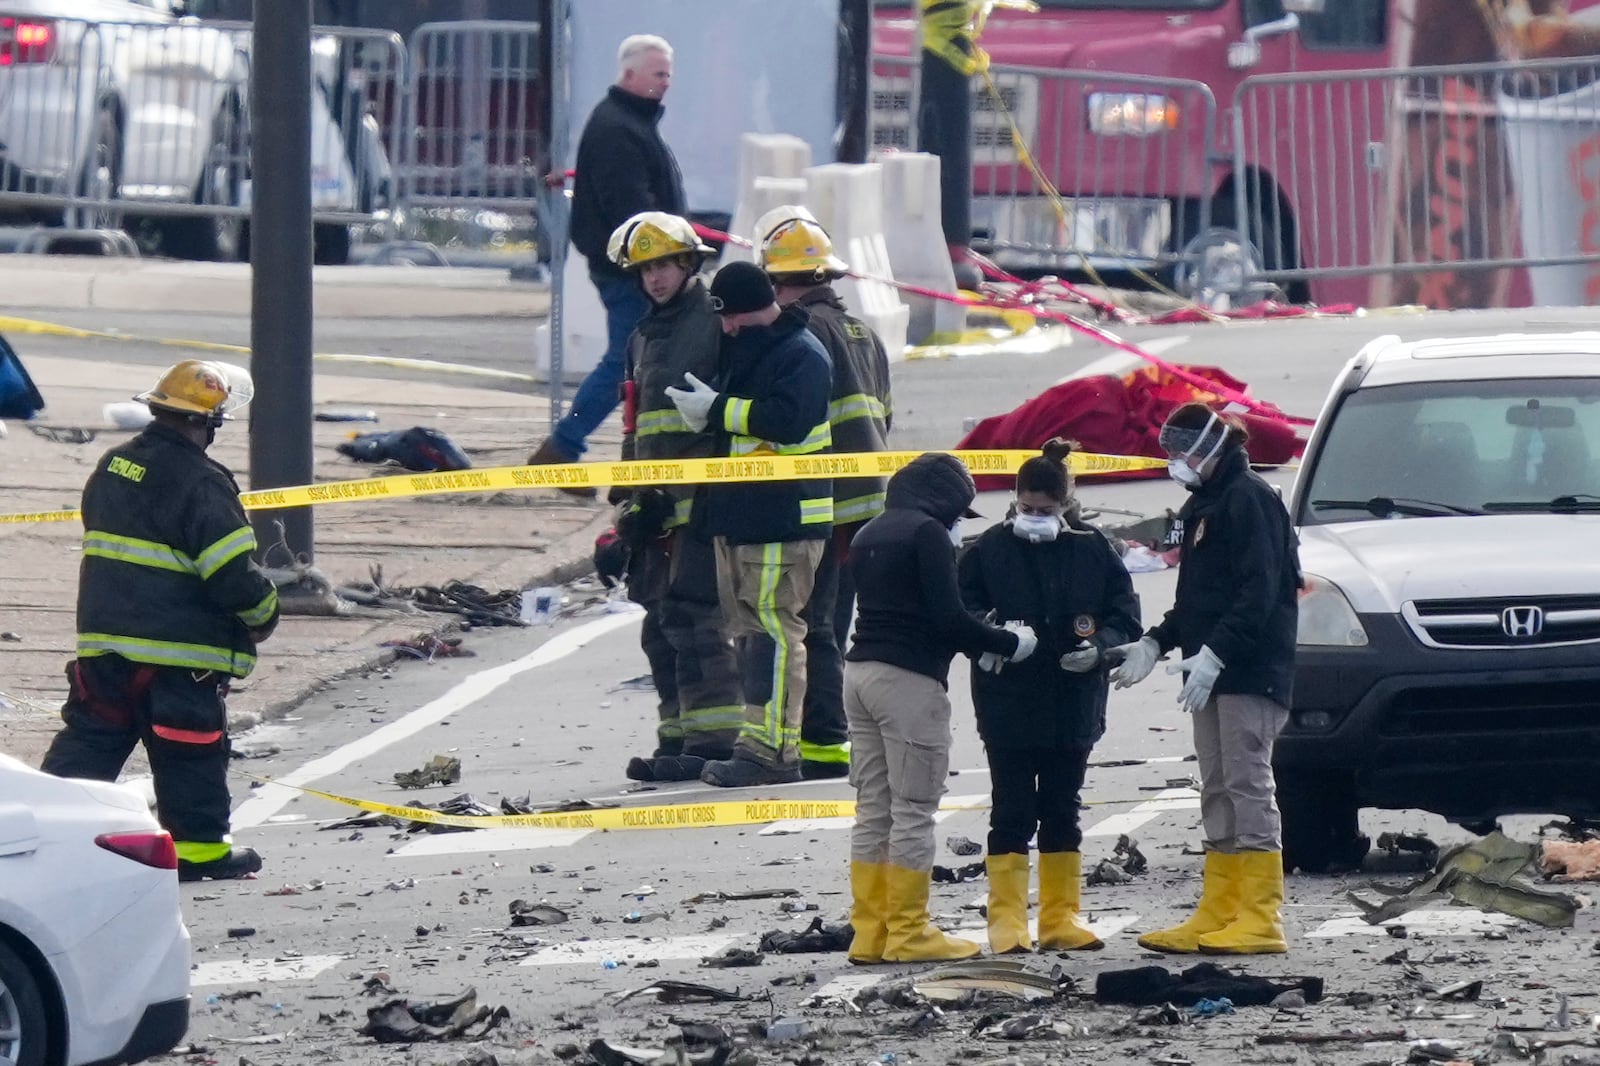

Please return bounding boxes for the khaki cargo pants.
[844,659,951,870]
[1193,693,1290,852]
[713,537,825,766]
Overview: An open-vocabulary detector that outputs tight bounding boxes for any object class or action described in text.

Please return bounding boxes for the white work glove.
[1108,635,1162,690]
[1004,621,1037,663]
[976,651,1006,674]
[663,372,718,433]
[1168,645,1224,714]
[1059,640,1100,674]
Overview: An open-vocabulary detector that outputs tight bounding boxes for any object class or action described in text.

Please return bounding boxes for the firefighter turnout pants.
[41,655,234,862]
[630,531,743,759]
[799,532,849,768]
[714,537,825,767]
[844,659,951,870]
[1194,693,1291,852]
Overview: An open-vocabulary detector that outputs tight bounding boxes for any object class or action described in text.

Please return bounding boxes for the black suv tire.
[1279,768,1371,874]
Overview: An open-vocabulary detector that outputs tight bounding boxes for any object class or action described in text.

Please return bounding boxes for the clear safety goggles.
[1158,410,1227,465]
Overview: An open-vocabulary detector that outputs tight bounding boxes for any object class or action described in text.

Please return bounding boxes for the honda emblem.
[1501,605,1544,638]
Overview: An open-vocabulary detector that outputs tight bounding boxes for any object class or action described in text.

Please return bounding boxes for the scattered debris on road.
[394,754,463,789]
[359,987,509,1043]
[382,633,474,662]
[508,900,569,926]
[1540,838,1600,881]
[1351,831,1580,928]
[758,916,854,954]
[1095,962,1324,1008]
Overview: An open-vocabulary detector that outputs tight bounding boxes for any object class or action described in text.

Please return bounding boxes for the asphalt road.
[39,300,1600,1063]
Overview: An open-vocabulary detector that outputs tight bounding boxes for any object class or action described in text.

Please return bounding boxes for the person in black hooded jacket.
[958,439,1140,955]
[843,453,1037,964]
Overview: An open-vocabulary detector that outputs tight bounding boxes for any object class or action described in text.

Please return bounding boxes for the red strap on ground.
[688,222,1313,428]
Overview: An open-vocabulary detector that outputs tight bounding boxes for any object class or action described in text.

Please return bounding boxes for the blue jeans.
[551,271,650,458]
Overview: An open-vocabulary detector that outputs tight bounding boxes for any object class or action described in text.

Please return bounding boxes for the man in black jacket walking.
[664,262,834,787]
[42,360,279,882]
[529,34,686,477]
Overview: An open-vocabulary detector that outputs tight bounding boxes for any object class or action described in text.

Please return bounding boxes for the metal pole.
[836,0,871,163]
[917,0,973,279]
[543,0,571,429]
[249,0,315,562]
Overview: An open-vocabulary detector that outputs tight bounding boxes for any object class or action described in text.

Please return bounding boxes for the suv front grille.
[1383,679,1600,735]
[1404,595,1600,648]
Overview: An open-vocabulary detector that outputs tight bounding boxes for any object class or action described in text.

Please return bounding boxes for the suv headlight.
[1087,92,1179,136]
[1297,574,1369,646]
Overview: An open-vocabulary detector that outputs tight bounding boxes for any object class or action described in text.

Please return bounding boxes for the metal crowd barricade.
[395,20,544,215]
[1232,57,1600,305]
[869,55,1219,277]
[0,10,403,250]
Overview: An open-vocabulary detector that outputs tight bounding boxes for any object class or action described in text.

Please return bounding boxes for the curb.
[226,508,612,734]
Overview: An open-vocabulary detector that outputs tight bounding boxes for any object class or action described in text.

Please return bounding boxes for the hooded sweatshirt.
[846,453,1018,687]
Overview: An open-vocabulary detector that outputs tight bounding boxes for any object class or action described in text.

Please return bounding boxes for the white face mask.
[1011,513,1061,543]
[949,524,965,547]
[1167,458,1203,488]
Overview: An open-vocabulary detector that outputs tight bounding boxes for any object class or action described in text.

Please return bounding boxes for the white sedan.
[0,753,190,1066]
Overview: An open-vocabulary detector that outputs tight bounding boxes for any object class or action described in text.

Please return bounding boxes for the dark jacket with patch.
[570,87,686,282]
[76,421,279,678]
[697,309,833,545]
[959,519,1140,748]
[847,454,1018,687]
[1146,449,1301,705]
[622,277,723,528]
[793,287,892,526]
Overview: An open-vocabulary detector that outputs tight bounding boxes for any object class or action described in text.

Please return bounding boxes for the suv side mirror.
[1228,13,1301,70]
[1283,0,1326,13]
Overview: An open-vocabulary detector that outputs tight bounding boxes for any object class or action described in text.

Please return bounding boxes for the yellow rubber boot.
[1037,852,1103,951]
[1137,851,1243,954]
[985,854,1032,954]
[1198,850,1288,955]
[883,863,981,962]
[848,860,890,964]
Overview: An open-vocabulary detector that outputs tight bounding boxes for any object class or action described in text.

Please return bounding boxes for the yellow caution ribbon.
[0,449,1168,526]
[238,773,1187,832]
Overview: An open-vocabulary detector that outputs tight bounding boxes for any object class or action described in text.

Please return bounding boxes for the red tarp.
[955,364,1306,490]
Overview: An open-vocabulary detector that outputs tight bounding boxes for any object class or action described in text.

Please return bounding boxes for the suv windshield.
[1300,377,1600,525]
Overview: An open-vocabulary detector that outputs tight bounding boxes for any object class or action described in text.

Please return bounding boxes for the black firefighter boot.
[178,846,263,883]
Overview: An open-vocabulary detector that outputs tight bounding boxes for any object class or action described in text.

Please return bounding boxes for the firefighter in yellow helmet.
[606,212,745,782]
[41,359,280,882]
[755,205,893,781]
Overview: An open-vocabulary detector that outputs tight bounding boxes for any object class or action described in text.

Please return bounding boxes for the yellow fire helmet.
[607,211,714,271]
[755,204,850,278]
[135,359,254,419]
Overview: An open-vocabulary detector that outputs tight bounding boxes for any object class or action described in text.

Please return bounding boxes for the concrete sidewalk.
[0,352,613,765]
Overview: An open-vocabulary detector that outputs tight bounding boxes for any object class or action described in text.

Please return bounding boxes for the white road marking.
[813,973,883,1001]
[1306,909,1522,939]
[192,955,344,988]
[521,934,738,966]
[1083,788,1200,839]
[1057,338,1190,385]
[390,827,594,857]
[231,610,643,830]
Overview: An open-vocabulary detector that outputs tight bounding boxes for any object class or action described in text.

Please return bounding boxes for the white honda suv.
[1277,332,1600,873]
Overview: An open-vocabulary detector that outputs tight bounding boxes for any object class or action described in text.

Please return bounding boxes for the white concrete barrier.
[804,163,910,357]
[882,153,965,345]
[721,134,814,269]
[727,177,810,266]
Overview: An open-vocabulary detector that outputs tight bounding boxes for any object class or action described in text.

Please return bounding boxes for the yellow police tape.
[0,449,1167,525]
[241,773,1181,832]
